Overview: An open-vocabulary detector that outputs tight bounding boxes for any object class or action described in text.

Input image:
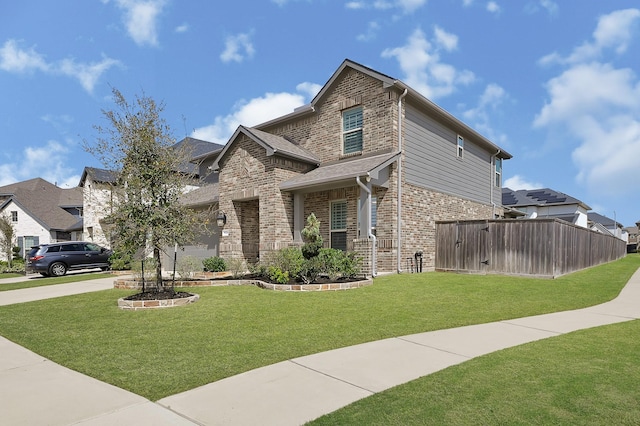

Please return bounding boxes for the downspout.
[491,149,501,218]
[356,176,376,277]
[397,88,408,273]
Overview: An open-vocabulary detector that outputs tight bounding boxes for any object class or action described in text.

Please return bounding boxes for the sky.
[1,0,639,226]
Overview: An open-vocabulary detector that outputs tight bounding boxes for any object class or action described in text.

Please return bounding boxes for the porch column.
[293,192,304,242]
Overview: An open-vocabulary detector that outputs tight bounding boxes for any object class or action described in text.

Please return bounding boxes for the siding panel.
[404,105,494,205]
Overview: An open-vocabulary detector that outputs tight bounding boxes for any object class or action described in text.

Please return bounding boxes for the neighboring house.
[587,212,627,242]
[78,167,118,248]
[79,137,224,259]
[0,178,83,259]
[502,187,591,228]
[209,59,512,275]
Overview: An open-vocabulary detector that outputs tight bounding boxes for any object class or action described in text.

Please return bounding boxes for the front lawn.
[310,319,640,425]
[0,256,637,401]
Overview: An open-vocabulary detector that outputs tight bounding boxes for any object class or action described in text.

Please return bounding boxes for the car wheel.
[49,262,67,277]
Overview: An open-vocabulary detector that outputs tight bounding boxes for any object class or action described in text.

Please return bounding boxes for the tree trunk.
[154,246,164,292]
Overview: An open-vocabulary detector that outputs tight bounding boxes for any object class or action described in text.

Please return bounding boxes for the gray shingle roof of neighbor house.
[179,183,219,207]
[79,167,118,187]
[502,187,591,210]
[280,151,401,191]
[0,178,83,231]
[172,137,226,175]
[587,212,621,228]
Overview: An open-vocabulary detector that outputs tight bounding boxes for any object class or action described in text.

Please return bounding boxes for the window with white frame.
[343,107,363,154]
[330,200,347,251]
[358,196,377,237]
[457,135,464,158]
[495,157,502,187]
[10,211,17,222]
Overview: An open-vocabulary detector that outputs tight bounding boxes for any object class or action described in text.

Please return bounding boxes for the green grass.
[0,272,112,291]
[309,319,640,425]
[0,256,637,402]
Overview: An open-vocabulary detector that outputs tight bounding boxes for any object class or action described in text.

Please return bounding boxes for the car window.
[45,245,61,253]
[85,243,101,252]
[61,244,82,252]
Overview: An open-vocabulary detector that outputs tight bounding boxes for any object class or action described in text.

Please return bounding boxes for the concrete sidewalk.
[1,267,639,425]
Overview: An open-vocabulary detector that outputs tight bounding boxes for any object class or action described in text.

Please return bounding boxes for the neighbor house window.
[457,135,464,158]
[10,211,18,222]
[343,107,363,154]
[330,200,347,251]
[495,157,502,187]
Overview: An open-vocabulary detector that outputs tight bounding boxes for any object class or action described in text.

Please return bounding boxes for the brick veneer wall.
[400,182,494,271]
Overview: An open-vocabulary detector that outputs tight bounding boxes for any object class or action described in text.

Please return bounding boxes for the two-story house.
[0,178,83,259]
[79,137,224,260]
[210,59,512,275]
[502,187,591,228]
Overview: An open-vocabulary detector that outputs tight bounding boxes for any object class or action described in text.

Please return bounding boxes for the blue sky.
[1,1,639,226]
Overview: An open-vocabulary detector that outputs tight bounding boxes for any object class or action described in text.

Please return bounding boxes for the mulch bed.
[124,291,194,301]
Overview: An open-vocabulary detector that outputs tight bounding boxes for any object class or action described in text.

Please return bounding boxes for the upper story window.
[10,211,18,222]
[495,157,502,187]
[457,135,464,158]
[343,107,363,154]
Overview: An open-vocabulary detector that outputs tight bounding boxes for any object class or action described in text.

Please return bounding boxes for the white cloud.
[112,0,166,47]
[59,56,122,94]
[486,1,501,14]
[539,0,558,16]
[175,23,189,33]
[381,27,475,99]
[0,140,80,188]
[357,21,382,42]
[191,86,317,144]
[220,32,256,63]
[346,1,367,10]
[504,175,543,190]
[0,39,121,94]
[0,39,49,73]
[534,8,640,199]
[541,8,640,65]
[463,83,509,143]
[433,26,458,51]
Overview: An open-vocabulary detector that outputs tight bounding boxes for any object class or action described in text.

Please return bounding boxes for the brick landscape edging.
[114,278,373,291]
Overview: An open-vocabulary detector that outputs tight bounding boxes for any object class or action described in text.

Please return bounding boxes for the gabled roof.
[0,178,83,231]
[587,212,621,228]
[255,58,512,160]
[172,137,225,175]
[211,125,320,171]
[79,167,118,187]
[280,151,400,192]
[502,187,591,210]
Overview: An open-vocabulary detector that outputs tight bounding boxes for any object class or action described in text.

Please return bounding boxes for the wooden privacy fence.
[435,219,626,278]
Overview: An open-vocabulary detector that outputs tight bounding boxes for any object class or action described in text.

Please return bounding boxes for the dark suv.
[27,242,112,277]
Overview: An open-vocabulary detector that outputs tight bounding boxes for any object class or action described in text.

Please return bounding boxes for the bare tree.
[0,213,15,268]
[85,88,207,292]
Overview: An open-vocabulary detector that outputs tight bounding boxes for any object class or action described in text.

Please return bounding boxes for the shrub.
[317,248,363,280]
[271,247,304,279]
[301,213,323,259]
[203,256,226,272]
[109,250,133,270]
[176,256,201,279]
[267,266,290,284]
[226,258,246,279]
[131,257,157,281]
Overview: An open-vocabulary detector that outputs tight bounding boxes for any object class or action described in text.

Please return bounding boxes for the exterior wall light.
[216,211,227,227]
